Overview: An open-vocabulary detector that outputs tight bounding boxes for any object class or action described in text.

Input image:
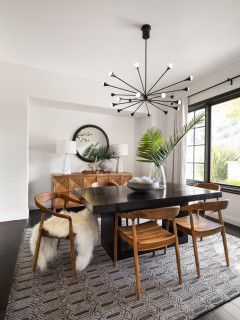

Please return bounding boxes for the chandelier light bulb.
[108,71,114,77]
[136,92,142,98]
[168,63,174,69]
[116,97,121,102]
[177,99,182,105]
[161,93,166,98]
[134,62,140,68]
[185,87,189,91]
[189,75,193,81]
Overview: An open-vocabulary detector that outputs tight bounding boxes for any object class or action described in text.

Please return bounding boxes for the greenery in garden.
[211,146,239,184]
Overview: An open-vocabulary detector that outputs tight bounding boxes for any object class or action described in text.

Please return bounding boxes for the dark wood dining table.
[73,183,222,260]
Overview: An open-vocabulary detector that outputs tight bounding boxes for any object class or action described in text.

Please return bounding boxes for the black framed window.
[186,109,206,181]
[187,88,240,194]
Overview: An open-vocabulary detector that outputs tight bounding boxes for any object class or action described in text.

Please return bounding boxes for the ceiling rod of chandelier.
[103,24,193,116]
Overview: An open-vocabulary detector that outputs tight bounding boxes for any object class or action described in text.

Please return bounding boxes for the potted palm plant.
[83,144,118,172]
[137,113,204,188]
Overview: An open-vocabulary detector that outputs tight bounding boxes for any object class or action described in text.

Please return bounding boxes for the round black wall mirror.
[73,125,109,162]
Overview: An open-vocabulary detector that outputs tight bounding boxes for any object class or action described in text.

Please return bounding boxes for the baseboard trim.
[206,212,240,228]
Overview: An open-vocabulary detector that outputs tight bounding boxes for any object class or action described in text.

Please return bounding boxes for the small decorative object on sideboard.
[127,176,160,192]
[84,145,119,172]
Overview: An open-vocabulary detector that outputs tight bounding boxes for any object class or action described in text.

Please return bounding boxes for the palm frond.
[137,113,204,167]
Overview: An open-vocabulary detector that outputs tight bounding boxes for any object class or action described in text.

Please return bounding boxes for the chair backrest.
[121,206,180,221]
[35,192,81,213]
[91,181,119,187]
[194,182,220,191]
[181,200,228,213]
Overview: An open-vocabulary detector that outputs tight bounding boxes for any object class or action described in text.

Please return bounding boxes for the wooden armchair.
[33,192,84,278]
[194,182,221,192]
[194,182,221,241]
[176,200,229,278]
[114,206,182,298]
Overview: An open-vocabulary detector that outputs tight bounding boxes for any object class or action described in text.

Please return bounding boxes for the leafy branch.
[137,113,204,167]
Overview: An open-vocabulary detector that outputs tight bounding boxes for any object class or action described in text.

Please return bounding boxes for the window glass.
[211,98,240,186]
[186,109,205,182]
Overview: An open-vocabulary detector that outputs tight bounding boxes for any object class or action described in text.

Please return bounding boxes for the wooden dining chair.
[114,206,182,298]
[194,182,221,241]
[91,181,119,187]
[194,182,220,192]
[33,192,84,278]
[176,200,229,278]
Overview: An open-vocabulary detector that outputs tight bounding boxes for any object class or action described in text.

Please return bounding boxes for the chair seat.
[119,221,175,250]
[175,215,223,236]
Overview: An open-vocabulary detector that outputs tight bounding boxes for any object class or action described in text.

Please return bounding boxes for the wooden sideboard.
[52,172,132,210]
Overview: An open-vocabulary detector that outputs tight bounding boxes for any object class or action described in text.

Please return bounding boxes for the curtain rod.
[188,74,240,98]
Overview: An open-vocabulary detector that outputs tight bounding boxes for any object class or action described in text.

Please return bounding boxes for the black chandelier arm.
[150,99,180,104]
[148,77,192,96]
[115,98,140,102]
[136,67,145,92]
[145,39,147,94]
[144,101,150,117]
[149,100,179,110]
[112,100,139,107]
[131,101,144,116]
[149,87,189,98]
[147,67,171,95]
[104,83,136,94]
[117,100,142,113]
[112,74,143,94]
[111,93,136,97]
[148,101,168,115]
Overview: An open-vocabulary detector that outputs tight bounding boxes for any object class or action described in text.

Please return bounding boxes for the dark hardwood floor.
[0,212,240,320]
[0,219,27,320]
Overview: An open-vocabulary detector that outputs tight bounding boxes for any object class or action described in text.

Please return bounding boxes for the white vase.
[150,165,167,189]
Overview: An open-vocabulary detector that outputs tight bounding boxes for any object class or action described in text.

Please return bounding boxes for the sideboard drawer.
[53,176,69,192]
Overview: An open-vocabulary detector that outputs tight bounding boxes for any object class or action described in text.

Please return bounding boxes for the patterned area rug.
[5,229,240,320]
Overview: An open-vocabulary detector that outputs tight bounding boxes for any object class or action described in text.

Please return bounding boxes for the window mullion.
[204,104,211,182]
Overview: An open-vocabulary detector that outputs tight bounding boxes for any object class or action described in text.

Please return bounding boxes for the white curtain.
[165,96,188,184]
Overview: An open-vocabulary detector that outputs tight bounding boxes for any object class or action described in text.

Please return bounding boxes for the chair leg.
[152,251,156,257]
[192,236,201,278]
[133,244,141,299]
[175,242,182,285]
[222,229,230,267]
[70,236,77,279]
[33,231,42,272]
[57,239,61,249]
[114,228,118,267]
[163,246,167,255]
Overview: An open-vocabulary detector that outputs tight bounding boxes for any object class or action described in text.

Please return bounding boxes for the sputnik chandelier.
[103,24,193,116]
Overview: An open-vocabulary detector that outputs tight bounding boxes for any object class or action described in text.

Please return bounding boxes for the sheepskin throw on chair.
[30,208,99,272]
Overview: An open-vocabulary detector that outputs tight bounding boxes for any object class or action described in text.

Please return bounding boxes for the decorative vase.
[150,165,167,189]
[99,159,113,172]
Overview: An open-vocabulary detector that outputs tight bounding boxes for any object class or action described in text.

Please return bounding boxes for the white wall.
[188,58,240,226]
[29,104,136,209]
[0,61,111,222]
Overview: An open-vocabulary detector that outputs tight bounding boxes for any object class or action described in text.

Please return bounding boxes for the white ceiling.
[1,0,240,88]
